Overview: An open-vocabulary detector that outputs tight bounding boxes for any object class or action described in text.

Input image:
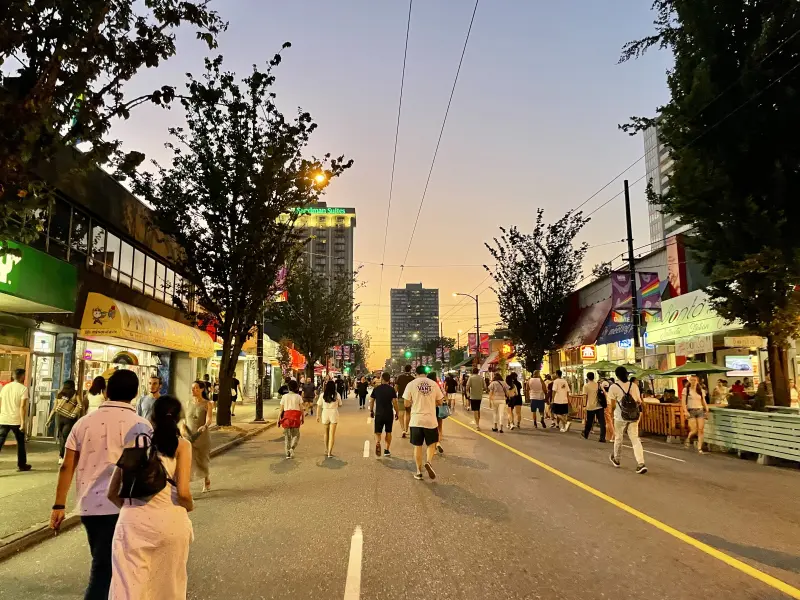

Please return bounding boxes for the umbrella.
[658,361,729,376]
[624,364,664,378]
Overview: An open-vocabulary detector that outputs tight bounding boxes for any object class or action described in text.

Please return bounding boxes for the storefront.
[78,292,214,403]
[0,241,79,438]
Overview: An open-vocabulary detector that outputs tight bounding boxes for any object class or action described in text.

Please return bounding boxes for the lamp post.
[453,292,479,367]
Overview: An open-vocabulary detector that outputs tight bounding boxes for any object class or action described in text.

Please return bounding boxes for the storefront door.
[29,352,64,438]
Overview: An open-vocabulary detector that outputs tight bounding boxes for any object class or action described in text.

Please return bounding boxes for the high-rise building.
[390,283,439,359]
[644,122,688,248]
[294,202,356,336]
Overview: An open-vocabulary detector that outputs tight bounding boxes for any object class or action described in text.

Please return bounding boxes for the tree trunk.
[767,336,790,407]
[216,332,245,426]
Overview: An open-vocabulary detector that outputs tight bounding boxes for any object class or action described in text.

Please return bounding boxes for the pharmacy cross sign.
[0,253,22,286]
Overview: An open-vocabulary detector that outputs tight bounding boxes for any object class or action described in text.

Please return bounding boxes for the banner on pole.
[436,347,442,361]
[468,333,477,355]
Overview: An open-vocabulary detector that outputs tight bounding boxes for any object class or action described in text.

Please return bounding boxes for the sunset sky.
[109,0,673,369]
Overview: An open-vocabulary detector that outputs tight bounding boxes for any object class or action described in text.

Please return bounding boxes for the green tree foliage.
[0,0,224,249]
[485,209,589,371]
[621,0,800,405]
[132,52,352,424]
[267,261,358,381]
[351,328,371,375]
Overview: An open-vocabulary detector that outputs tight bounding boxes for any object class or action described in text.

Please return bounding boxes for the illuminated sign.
[580,345,597,360]
[618,339,633,349]
[291,207,346,215]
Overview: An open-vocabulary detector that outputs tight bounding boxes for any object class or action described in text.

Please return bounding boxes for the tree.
[132,52,352,424]
[0,0,224,249]
[621,0,800,406]
[485,209,589,372]
[592,262,613,280]
[351,328,371,375]
[267,261,358,382]
[421,336,455,372]
[449,347,466,366]
[277,339,293,378]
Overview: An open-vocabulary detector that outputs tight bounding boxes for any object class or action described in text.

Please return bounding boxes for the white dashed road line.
[344,526,363,600]
[363,440,370,458]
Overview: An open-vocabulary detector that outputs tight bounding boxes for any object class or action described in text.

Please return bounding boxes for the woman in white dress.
[85,376,107,414]
[317,380,342,458]
[107,395,194,600]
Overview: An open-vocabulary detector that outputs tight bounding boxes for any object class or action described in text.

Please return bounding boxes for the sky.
[110,0,673,370]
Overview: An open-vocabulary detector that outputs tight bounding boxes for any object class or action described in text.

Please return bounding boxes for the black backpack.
[116,433,174,501]
[614,382,640,422]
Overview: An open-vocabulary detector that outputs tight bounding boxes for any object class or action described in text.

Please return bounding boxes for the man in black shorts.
[394,365,415,439]
[403,365,444,480]
[370,372,399,457]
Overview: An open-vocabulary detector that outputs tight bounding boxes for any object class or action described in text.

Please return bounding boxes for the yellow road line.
[449,416,800,599]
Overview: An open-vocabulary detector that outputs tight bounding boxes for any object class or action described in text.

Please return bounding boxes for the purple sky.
[111,0,672,368]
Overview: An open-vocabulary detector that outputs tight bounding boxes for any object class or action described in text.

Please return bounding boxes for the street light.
[453,292,480,367]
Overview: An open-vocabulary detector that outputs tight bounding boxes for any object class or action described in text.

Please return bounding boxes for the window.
[164,268,174,304]
[174,274,183,306]
[155,262,166,301]
[132,250,145,291]
[119,242,133,286]
[144,255,156,296]
[70,209,89,265]
[105,232,120,281]
[89,225,106,273]
[48,198,72,260]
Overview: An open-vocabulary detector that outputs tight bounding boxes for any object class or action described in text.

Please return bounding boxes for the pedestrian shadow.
[379,458,415,472]
[690,533,800,574]
[427,483,510,523]
[438,455,489,470]
[269,459,299,474]
[317,457,348,469]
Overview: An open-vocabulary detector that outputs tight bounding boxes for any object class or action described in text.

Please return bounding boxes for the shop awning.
[80,293,214,357]
[452,355,476,369]
[561,297,612,348]
[479,351,499,372]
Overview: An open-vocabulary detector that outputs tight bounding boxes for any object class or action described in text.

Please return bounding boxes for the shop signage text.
[0,241,77,312]
[675,333,713,356]
[291,207,347,215]
[580,345,597,360]
[618,339,633,349]
[724,336,766,349]
[0,253,22,285]
[645,290,742,344]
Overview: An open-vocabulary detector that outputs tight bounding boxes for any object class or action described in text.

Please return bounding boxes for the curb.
[0,421,275,562]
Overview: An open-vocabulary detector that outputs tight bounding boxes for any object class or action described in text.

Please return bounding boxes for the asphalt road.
[1,395,799,600]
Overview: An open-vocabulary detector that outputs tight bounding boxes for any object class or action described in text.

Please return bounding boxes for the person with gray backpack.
[607,366,647,474]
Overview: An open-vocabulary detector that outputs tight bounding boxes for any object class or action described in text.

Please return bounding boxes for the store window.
[70,209,89,265]
[155,261,166,301]
[119,241,134,287]
[165,268,175,304]
[105,231,121,281]
[48,198,72,260]
[144,255,156,296]
[89,225,106,274]
[132,249,145,291]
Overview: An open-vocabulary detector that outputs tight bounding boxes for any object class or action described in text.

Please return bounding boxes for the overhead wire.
[395,0,480,288]
[374,0,414,335]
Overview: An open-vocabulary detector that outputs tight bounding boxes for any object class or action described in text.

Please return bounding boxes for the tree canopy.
[485,209,589,371]
[621,0,800,405]
[267,261,358,379]
[132,51,352,423]
[0,0,224,249]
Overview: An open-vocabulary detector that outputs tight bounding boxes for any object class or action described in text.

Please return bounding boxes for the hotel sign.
[291,207,347,215]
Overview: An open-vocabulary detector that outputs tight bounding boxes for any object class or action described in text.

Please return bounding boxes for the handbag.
[437,403,451,419]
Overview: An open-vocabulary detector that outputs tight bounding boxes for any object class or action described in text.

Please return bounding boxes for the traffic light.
[404,350,412,359]
[424,366,431,374]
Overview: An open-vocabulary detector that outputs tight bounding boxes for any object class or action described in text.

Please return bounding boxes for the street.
[1,396,798,599]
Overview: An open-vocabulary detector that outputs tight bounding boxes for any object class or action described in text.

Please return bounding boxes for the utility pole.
[475,292,480,367]
[254,308,265,423]
[624,179,641,348]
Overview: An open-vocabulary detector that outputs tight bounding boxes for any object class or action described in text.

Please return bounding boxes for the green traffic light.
[404,351,412,358]
[424,366,431,373]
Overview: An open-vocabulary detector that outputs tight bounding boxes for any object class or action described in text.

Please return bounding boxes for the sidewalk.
[0,399,279,559]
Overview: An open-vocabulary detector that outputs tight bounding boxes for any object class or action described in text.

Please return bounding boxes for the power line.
[375,0,414,335]
[395,0,480,288]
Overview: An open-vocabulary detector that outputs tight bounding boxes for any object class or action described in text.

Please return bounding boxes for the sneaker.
[636,464,648,475]
[375,442,381,457]
[581,432,589,440]
[424,462,437,480]
[550,423,558,429]
[599,439,606,443]
[533,421,538,429]
[414,472,424,480]
[559,427,566,433]
[564,422,571,432]
[286,453,291,459]
[499,429,504,433]
[437,444,444,454]
[383,449,391,457]
[18,464,32,472]
[609,454,621,468]
[492,427,498,432]
[541,420,546,429]
[509,424,515,430]
[57,457,63,466]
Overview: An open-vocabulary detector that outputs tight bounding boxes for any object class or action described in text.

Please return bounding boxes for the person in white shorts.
[317,380,342,458]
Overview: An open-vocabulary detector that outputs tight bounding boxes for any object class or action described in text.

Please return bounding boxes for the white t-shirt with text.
[551,378,570,404]
[403,376,444,430]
